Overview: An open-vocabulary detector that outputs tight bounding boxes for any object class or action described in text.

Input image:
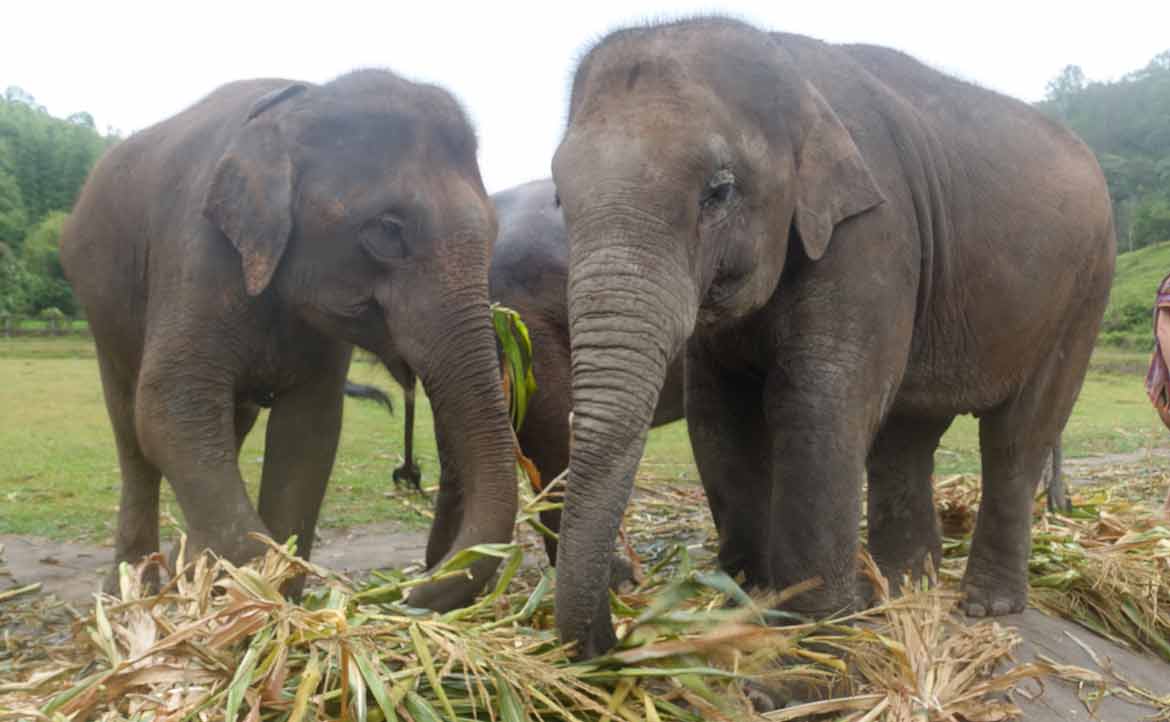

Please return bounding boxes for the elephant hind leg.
[96,350,162,594]
[963,333,1094,617]
[865,414,954,593]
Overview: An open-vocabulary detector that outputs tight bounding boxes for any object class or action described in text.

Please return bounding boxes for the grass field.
[1099,241,1170,347]
[0,336,1165,542]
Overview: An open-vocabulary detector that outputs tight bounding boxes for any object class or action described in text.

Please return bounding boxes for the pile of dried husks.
[2,470,1169,721]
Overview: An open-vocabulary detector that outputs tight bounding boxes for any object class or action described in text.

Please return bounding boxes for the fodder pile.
[1,472,1168,721]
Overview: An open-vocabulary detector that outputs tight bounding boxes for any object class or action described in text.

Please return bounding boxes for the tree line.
[1,50,1167,317]
[0,87,117,316]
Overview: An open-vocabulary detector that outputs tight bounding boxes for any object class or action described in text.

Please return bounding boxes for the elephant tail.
[344,381,394,414]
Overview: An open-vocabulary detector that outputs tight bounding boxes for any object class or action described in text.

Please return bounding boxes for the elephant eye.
[360,213,408,262]
[700,169,736,211]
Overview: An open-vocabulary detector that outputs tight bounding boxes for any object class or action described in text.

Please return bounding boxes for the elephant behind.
[406,178,685,568]
[61,70,516,610]
[551,18,1115,657]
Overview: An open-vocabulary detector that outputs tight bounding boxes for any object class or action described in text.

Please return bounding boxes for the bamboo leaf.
[288,648,322,722]
[495,672,531,722]
[404,691,445,722]
[352,644,398,722]
[225,627,272,721]
[409,623,456,721]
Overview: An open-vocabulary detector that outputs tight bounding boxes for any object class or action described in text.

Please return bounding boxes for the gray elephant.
[480,180,685,564]
[376,181,1067,552]
[60,70,516,610]
[550,18,1115,658]
[379,178,684,564]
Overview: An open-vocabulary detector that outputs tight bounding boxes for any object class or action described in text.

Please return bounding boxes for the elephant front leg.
[766,378,876,617]
[865,414,953,592]
[686,342,772,590]
[135,371,271,570]
[257,354,348,582]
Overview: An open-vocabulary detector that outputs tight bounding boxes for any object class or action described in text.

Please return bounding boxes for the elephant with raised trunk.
[61,70,516,610]
[551,18,1115,658]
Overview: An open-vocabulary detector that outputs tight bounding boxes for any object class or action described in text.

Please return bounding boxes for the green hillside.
[1100,241,1170,348]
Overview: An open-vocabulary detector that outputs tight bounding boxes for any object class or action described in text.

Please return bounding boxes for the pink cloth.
[1145,273,1170,426]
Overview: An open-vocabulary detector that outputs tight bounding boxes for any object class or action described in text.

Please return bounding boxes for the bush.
[0,242,35,314]
[1100,300,1153,336]
[21,211,68,279]
[1132,195,1170,249]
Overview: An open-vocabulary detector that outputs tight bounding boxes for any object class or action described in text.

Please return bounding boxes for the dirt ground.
[0,520,430,605]
[2,453,1169,720]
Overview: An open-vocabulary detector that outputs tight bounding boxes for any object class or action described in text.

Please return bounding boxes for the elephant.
[366,180,1068,562]
[59,70,517,611]
[550,18,1116,658]
[482,179,684,564]
[370,178,685,562]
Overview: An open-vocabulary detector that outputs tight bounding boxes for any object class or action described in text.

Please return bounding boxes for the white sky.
[3,1,1167,192]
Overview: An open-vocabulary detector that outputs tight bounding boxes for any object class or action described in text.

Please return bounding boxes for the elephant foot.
[182,528,271,571]
[959,568,1027,617]
[393,462,423,492]
[870,548,941,599]
[102,556,162,598]
[741,679,782,713]
[608,553,638,593]
[778,581,858,621]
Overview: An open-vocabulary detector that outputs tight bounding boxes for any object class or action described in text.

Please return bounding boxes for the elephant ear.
[792,83,885,261]
[203,84,307,296]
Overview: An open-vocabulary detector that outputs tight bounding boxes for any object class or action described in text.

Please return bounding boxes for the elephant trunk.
[557,237,696,658]
[402,292,518,611]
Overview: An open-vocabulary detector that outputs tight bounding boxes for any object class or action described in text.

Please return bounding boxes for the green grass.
[1,337,1166,541]
[0,343,437,542]
[1099,241,1170,348]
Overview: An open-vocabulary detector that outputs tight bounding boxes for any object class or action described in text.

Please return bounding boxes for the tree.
[0,242,34,315]
[66,112,95,129]
[1039,50,1170,252]
[0,169,26,248]
[1044,65,1086,113]
[21,211,68,279]
[1132,195,1170,248]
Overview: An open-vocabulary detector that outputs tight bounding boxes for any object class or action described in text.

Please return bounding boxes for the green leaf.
[495,672,531,722]
[288,648,322,722]
[409,623,456,720]
[352,644,398,722]
[225,627,271,721]
[491,303,537,430]
[404,690,445,722]
[442,544,524,621]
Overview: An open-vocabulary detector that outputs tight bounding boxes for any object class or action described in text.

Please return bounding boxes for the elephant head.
[551,21,883,657]
[202,71,516,610]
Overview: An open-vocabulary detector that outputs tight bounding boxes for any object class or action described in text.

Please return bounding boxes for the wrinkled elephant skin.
[61,71,516,609]
[551,19,1116,658]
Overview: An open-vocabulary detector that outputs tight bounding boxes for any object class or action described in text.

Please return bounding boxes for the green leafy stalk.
[491,303,537,430]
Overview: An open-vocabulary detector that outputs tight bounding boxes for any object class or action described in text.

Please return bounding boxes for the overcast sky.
[3,1,1167,192]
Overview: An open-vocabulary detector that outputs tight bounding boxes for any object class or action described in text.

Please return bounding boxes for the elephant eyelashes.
[360,214,409,262]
